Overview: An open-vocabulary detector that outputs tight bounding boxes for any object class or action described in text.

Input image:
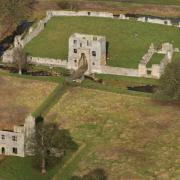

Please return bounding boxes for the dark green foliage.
[32,119,78,173]
[154,58,180,101]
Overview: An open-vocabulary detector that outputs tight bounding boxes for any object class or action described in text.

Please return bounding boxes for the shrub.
[154,58,180,101]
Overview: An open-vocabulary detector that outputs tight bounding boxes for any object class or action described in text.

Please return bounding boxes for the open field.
[24,16,180,68]
[0,75,56,130]
[46,87,180,179]
[0,154,73,180]
[81,74,158,96]
[94,0,180,6]
[36,0,180,18]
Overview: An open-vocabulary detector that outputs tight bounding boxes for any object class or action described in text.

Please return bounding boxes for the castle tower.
[24,115,35,155]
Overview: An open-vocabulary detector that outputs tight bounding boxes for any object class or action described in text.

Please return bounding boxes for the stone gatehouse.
[67,33,106,74]
[0,115,35,157]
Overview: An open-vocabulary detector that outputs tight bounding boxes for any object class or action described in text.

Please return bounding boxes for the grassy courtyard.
[45,87,180,179]
[147,53,165,68]
[24,16,180,68]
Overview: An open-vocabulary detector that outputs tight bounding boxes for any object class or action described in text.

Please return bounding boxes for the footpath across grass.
[24,16,180,68]
[46,87,180,179]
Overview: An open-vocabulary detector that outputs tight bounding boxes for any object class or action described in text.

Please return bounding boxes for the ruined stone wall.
[138,43,176,79]
[28,56,67,68]
[2,48,14,63]
[2,11,179,79]
[47,10,114,18]
[100,66,139,77]
[137,17,172,26]
[47,10,179,27]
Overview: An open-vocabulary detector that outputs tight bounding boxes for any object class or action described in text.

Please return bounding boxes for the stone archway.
[78,53,88,71]
[77,49,91,74]
[1,147,5,155]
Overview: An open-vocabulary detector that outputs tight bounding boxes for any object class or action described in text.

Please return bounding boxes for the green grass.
[147,53,164,67]
[0,70,65,83]
[32,83,68,117]
[46,87,180,179]
[0,152,74,180]
[173,52,180,61]
[0,67,158,98]
[24,16,180,68]
[81,73,158,97]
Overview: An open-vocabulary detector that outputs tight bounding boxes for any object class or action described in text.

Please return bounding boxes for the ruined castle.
[0,115,35,157]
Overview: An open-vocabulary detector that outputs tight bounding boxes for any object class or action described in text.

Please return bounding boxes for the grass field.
[81,74,158,97]
[24,16,180,68]
[0,157,56,180]
[0,153,73,180]
[46,87,180,179]
[147,53,164,67]
[0,75,56,130]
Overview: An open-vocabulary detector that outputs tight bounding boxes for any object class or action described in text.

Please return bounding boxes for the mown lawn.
[46,87,180,180]
[173,52,180,61]
[24,16,180,68]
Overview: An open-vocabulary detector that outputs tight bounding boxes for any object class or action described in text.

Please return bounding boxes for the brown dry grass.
[0,75,56,130]
[35,1,180,18]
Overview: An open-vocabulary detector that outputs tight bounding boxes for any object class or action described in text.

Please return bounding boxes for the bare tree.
[13,47,28,75]
[31,116,78,174]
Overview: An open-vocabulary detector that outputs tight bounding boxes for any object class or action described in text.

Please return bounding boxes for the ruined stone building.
[0,115,35,157]
[67,33,106,74]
